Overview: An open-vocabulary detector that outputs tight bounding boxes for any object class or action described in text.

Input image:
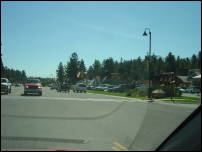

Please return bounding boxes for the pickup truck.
[1,78,12,94]
[24,79,42,96]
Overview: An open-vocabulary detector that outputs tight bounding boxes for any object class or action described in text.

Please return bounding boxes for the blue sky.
[1,1,201,78]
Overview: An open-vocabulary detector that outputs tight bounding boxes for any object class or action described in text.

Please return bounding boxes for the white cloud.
[81,23,143,41]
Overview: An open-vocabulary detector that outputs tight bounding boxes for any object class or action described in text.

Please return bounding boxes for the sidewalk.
[154,98,201,107]
[182,93,201,98]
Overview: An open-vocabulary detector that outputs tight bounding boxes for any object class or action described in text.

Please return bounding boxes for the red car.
[24,79,42,96]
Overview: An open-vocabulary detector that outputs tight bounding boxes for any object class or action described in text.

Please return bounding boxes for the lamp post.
[143,28,152,100]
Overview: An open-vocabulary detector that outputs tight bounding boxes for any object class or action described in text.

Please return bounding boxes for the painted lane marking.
[112,141,128,151]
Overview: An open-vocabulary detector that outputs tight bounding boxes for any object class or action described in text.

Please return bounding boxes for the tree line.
[56,51,201,85]
[1,44,27,83]
[1,66,27,83]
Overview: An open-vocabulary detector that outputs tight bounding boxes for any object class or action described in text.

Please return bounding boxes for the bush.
[162,86,182,97]
[175,88,182,97]
[126,89,133,96]
[138,89,148,96]
[125,86,182,98]
[133,88,148,97]
[126,92,132,96]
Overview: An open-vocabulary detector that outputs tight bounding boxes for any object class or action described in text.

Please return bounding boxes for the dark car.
[50,83,59,90]
[87,85,96,90]
[110,84,131,92]
[73,83,87,93]
[57,83,70,93]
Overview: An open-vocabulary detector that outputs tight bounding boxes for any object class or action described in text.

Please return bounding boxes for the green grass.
[87,90,201,102]
[164,96,201,102]
[162,96,201,102]
[87,90,148,100]
[162,99,200,102]
[164,96,200,100]
[87,89,123,95]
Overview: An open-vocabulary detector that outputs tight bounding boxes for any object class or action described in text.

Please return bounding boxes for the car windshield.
[1,1,201,151]
[26,79,40,84]
[79,84,86,87]
[1,79,7,83]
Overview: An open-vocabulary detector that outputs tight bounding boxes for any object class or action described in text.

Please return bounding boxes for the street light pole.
[143,28,152,100]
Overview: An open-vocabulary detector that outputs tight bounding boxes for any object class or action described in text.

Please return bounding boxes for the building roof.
[176,76,191,83]
[188,69,201,77]
[152,89,165,94]
[193,74,201,79]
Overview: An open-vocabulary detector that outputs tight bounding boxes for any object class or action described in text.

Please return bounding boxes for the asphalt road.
[1,86,200,151]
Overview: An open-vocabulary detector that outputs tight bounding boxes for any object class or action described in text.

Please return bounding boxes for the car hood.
[1,83,8,85]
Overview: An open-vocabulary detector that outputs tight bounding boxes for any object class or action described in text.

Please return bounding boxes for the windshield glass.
[79,84,86,87]
[1,79,7,83]
[1,1,201,151]
[26,79,40,84]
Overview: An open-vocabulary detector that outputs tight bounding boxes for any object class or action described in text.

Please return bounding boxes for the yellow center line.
[112,146,122,151]
[112,141,128,151]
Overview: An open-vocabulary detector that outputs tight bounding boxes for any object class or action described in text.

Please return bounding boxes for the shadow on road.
[1,92,9,95]
[2,102,125,120]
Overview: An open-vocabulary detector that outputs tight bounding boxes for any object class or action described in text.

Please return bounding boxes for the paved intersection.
[1,86,200,150]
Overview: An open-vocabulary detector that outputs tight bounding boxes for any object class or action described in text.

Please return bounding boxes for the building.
[192,74,201,89]
[175,76,192,87]
[176,69,201,87]
[153,72,188,87]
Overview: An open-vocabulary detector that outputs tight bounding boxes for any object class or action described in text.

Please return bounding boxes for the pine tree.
[56,62,65,84]
[65,52,79,83]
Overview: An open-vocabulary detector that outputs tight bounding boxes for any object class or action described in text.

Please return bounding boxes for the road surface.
[1,86,200,151]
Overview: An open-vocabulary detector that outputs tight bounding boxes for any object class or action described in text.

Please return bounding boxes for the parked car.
[48,83,53,88]
[87,85,97,90]
[135,85,149,89]
[57,83,70,93]
[1,78,12,94]
[86,85,91,89]
[177,87,186,93]
[89,85,98,90]
[24,79,42,96]
[186,87,200,93]
[50,83,59,90]
[94,84,109,91]
[104,84,116,91]
[109,84,131,92]
[73,83,87,93]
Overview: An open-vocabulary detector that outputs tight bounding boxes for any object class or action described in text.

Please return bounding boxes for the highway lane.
[1,86,200,150]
